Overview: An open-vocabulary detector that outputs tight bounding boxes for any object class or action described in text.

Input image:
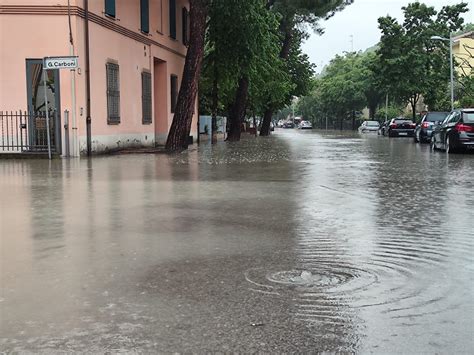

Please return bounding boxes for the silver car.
[359,120,380,133]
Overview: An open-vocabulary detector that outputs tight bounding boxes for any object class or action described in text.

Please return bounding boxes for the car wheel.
[446,136,456,154]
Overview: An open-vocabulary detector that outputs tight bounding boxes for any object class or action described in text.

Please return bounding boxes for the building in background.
[453,31,473,77]
[0,0,195,156]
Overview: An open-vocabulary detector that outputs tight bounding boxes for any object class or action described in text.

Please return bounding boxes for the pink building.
[0,0,197,156]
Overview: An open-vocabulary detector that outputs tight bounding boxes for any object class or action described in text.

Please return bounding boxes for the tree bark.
[166,0,208,152]
[259,107,273,136]
[369,104,376,119]
[211,58,218,144]
[227,77,249,142]
[410,93,419,121]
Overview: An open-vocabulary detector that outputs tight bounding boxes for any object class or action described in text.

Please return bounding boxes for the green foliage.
[295,50,384,127]
[458,72,474,108]
[260,0,351,116]
[377,2,469,117]
[374,105,404,121]
[199,0,290,116]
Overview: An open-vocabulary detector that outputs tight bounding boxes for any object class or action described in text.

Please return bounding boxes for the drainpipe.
[68,0,78,157]
[84,0,92,156]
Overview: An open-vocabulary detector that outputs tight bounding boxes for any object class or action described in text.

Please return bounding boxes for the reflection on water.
[0,130,473,353]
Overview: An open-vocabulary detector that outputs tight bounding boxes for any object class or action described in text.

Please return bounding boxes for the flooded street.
[1,130,473,353]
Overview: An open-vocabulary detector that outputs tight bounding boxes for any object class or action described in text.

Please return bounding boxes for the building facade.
[0,0,196,156]
[453,31,473,78]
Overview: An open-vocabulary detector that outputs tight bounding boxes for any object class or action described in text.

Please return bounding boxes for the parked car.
[431,108,474,153]
[387,118,416,137]
[358,120,380,133]
[299,121,313,130]
[282,121,295,128]
[378,120,390,136]
[414,112,449,143]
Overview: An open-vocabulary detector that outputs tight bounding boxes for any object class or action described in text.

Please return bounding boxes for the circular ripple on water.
[245,264,379,295]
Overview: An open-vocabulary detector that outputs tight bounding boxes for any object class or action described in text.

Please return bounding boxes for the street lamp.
[431,33,454,111]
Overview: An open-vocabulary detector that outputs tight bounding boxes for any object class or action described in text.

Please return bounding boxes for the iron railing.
[0,111,56,153]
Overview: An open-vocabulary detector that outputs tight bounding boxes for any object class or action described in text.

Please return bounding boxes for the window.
[105,0,116,18]
[169,0,176,39]
[140,0,149,34]
[463,112,474,123]
[182,7,189,45]
[170,74,178,113]
[451,112,461,124]
[106,62,120,124]
[142,72,152,124]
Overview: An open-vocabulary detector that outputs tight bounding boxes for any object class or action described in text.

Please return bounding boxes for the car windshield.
[463,112,474,123]
[395,119,413,124]
[367,121,379,126]
[426,112,449,122]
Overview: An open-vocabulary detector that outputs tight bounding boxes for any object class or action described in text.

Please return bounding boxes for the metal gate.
[0,110,58,154]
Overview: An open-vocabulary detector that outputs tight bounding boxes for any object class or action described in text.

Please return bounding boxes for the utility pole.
[84,0,92,156]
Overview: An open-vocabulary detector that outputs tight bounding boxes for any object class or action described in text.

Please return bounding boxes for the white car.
[359,120,380,133]
[299,121,313,130]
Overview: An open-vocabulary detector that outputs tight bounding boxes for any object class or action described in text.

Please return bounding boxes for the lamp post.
[431,33,454,111]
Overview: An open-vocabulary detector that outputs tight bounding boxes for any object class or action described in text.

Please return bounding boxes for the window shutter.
[182,7,189,45]
[170,75,178,113]
[106,62,120,124]
[142,72,152,124]
[140,0,149,34]
[105,0,116,17]
[169,0,176,39]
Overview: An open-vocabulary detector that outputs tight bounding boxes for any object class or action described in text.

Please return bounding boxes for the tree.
[166,0,208,152]
[258,0,353,136]
[200,0,287,142]
[362,52,384,119]
[377,2,469,120]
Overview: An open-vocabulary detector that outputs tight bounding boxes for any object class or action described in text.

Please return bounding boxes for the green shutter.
[105,0,115,17]
[106,63,120,124]
[142,72,152,124]
[169,0,176,39]
[140,0,149,34]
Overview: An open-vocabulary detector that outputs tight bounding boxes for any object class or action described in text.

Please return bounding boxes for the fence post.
[64,110,70,157]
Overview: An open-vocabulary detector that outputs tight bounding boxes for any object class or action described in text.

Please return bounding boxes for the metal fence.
[0,111,56,153]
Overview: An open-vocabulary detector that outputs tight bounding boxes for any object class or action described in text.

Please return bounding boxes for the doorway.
[153,58,167,145]
[25,59,62,153]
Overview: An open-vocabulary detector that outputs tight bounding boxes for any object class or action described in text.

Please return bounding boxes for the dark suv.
[431,109,474,153]
[414,112,449,143]
[387,118,416,137]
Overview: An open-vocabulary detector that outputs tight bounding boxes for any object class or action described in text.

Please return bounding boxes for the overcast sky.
[302,0,474,73]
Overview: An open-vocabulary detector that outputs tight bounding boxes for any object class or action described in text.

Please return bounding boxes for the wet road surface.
[1,130,473,353]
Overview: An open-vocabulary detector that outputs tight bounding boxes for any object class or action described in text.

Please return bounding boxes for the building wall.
[453,36,474,77]
[0,0,196,156]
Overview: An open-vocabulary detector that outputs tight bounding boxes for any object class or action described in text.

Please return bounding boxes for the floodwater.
[1,130,473,353]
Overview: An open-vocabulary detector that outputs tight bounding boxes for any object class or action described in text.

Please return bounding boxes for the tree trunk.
[227,77,249,142]
[166,0,208,152]
[369,104,376,119]
[260,107,273,136]
[211,59,218,144]
[351,110,356,130]
[410,94,418,121]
